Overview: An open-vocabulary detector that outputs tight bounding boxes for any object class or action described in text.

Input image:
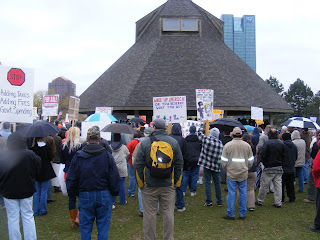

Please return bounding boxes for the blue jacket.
[66,143,120,197]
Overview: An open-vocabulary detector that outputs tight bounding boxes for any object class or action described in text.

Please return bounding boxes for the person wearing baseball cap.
[66,127,120,239]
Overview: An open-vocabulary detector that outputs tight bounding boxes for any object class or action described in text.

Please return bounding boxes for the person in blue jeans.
[169,123,189,212]
[292,130,306,193]
[221,127,254,220]
[66,127,120,240]
[183,125,201,196]
[196,124,224,207]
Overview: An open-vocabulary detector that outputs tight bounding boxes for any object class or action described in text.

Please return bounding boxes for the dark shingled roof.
[79,0,292,113]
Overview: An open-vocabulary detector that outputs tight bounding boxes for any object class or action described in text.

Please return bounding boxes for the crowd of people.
[1,118,320,239]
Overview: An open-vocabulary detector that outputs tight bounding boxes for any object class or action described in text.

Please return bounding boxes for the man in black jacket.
[170,123,189,212]
[256,128,285,208]
[281,133,297,203]
[0,132,42,240]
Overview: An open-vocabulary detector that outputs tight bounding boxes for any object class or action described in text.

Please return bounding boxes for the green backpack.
[147,136,173,179]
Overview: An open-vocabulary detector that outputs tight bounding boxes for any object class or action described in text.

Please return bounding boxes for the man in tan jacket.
[221,127,254,220]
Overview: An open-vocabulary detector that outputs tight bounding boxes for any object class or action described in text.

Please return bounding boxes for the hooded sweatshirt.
[0,132,42,199]
[66,143,120,196]
[282,139,298,173]
[185,133,201,167]
[291,130,306,168]
[170,123,189,171]
[111,141,129,178]
[251,127,260,155]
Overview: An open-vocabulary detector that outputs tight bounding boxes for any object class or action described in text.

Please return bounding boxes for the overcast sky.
[1,0,319,96]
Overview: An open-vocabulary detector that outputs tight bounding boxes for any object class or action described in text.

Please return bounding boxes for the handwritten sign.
[95,107,112,114]
[0,66,34,123]
[251,106,263,120]
[196,89,214,121]
[153,96,187,123]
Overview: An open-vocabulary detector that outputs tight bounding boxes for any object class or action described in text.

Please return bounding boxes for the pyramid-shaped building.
[79,0,292,121]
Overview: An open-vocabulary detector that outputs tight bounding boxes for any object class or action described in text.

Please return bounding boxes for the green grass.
[1,181,319,240]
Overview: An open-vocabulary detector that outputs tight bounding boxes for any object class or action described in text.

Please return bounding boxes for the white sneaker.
[112,205,115,209]
[177,207,186,212]
[190,192,196,197]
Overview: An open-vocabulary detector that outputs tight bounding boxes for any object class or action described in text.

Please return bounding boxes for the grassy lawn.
[0,181,319,240]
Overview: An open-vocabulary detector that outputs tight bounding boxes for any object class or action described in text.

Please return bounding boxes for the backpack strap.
[149,135,158,144]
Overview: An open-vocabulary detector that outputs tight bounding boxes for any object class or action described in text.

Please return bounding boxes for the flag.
[58,110,62,118]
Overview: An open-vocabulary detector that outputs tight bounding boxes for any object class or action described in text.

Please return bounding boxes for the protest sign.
[0,66,34,123]
[153,96,187,123]
[42,94,59,117]
[95,107,113,114]
[81,121,111,141]
[68,96,80,121]
[196,89,214,121]
[251,106,263,120]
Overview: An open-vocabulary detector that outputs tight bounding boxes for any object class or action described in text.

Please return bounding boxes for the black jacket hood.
[171,123,182,136]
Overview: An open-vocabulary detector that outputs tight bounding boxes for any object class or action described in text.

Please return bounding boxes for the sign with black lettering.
[0,66,34,123]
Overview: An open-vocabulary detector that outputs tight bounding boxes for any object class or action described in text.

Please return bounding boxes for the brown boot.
[69,209,79,228]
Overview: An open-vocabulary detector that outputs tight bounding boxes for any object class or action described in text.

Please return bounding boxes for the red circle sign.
[7,68,25,86]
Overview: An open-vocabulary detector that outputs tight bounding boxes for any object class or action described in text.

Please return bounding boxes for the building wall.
[220,14,256,72]
[48,77,76,100]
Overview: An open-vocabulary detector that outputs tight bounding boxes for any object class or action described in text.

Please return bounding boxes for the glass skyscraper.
[221,14,256,72]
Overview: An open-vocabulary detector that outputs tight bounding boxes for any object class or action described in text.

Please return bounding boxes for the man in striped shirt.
[221,127,254,220]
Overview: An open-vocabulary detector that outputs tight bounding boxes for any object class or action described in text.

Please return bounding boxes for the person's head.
[268,128,278,139]
[189,125,196,134]
[7,131,27,150]
[223,129,231,136]
[144,127,152,137]
[264,125,272,134]
[242,134,253,147]
[2,122,10,130]
[198,101,203,107]
[86,127,100,143]
[231,127,242,138]
[281,126,287,133]
[66,127,81,144]
[113,133,121,142]
[54,119,60,126]
[209,127,220,139]
[282,132,291,141]
[152,119,166,130]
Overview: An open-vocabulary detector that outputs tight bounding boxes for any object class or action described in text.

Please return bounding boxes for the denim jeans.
[47,179,52,200]
[304,159,310,183]
[33,180,49,216]
[175,185,185,209]
[295,167,304,192]
[113,177,126,204]
[78,190,112,240]
[138,188,143,212]
[204,168,222,205]
[227,178,247,217]
[181,166,200,193]
[4,196,37,240]
[127,163,136,196]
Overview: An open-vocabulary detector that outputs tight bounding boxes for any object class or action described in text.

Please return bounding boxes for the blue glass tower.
[221,14,256,72]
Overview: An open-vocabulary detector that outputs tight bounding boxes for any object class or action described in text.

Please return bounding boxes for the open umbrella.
[282,117,320,129]
[130,118,145,124]
[209,118,244,132]
[101,123,137,134]
[24,121,59,138]
[85,113,117,122]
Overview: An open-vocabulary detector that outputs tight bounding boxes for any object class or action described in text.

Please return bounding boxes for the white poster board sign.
[81,121,112,141]
[181,120,202,137]
[42,94,59,117]
[251,106,263,120]
[196,89,214,121]
[95,107,113,114]
[0,66,34,123]
[153,96,187,123]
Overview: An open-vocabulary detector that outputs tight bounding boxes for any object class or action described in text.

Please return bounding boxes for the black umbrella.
[210,118,243,127]
[130,118,145,124]
[101,123,138,134]
[24,121,59,138]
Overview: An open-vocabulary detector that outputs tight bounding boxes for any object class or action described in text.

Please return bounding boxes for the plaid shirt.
[197,131,224,172]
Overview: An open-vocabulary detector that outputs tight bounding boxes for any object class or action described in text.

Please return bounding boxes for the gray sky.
[1,0,319,96]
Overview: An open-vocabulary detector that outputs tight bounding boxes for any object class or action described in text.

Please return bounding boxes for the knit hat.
[209,127,220,138]
[153,118,166,129]
[232,127,242,137]
[282,132,291,141]
[87,127,100,140]
[189,125,196,133]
